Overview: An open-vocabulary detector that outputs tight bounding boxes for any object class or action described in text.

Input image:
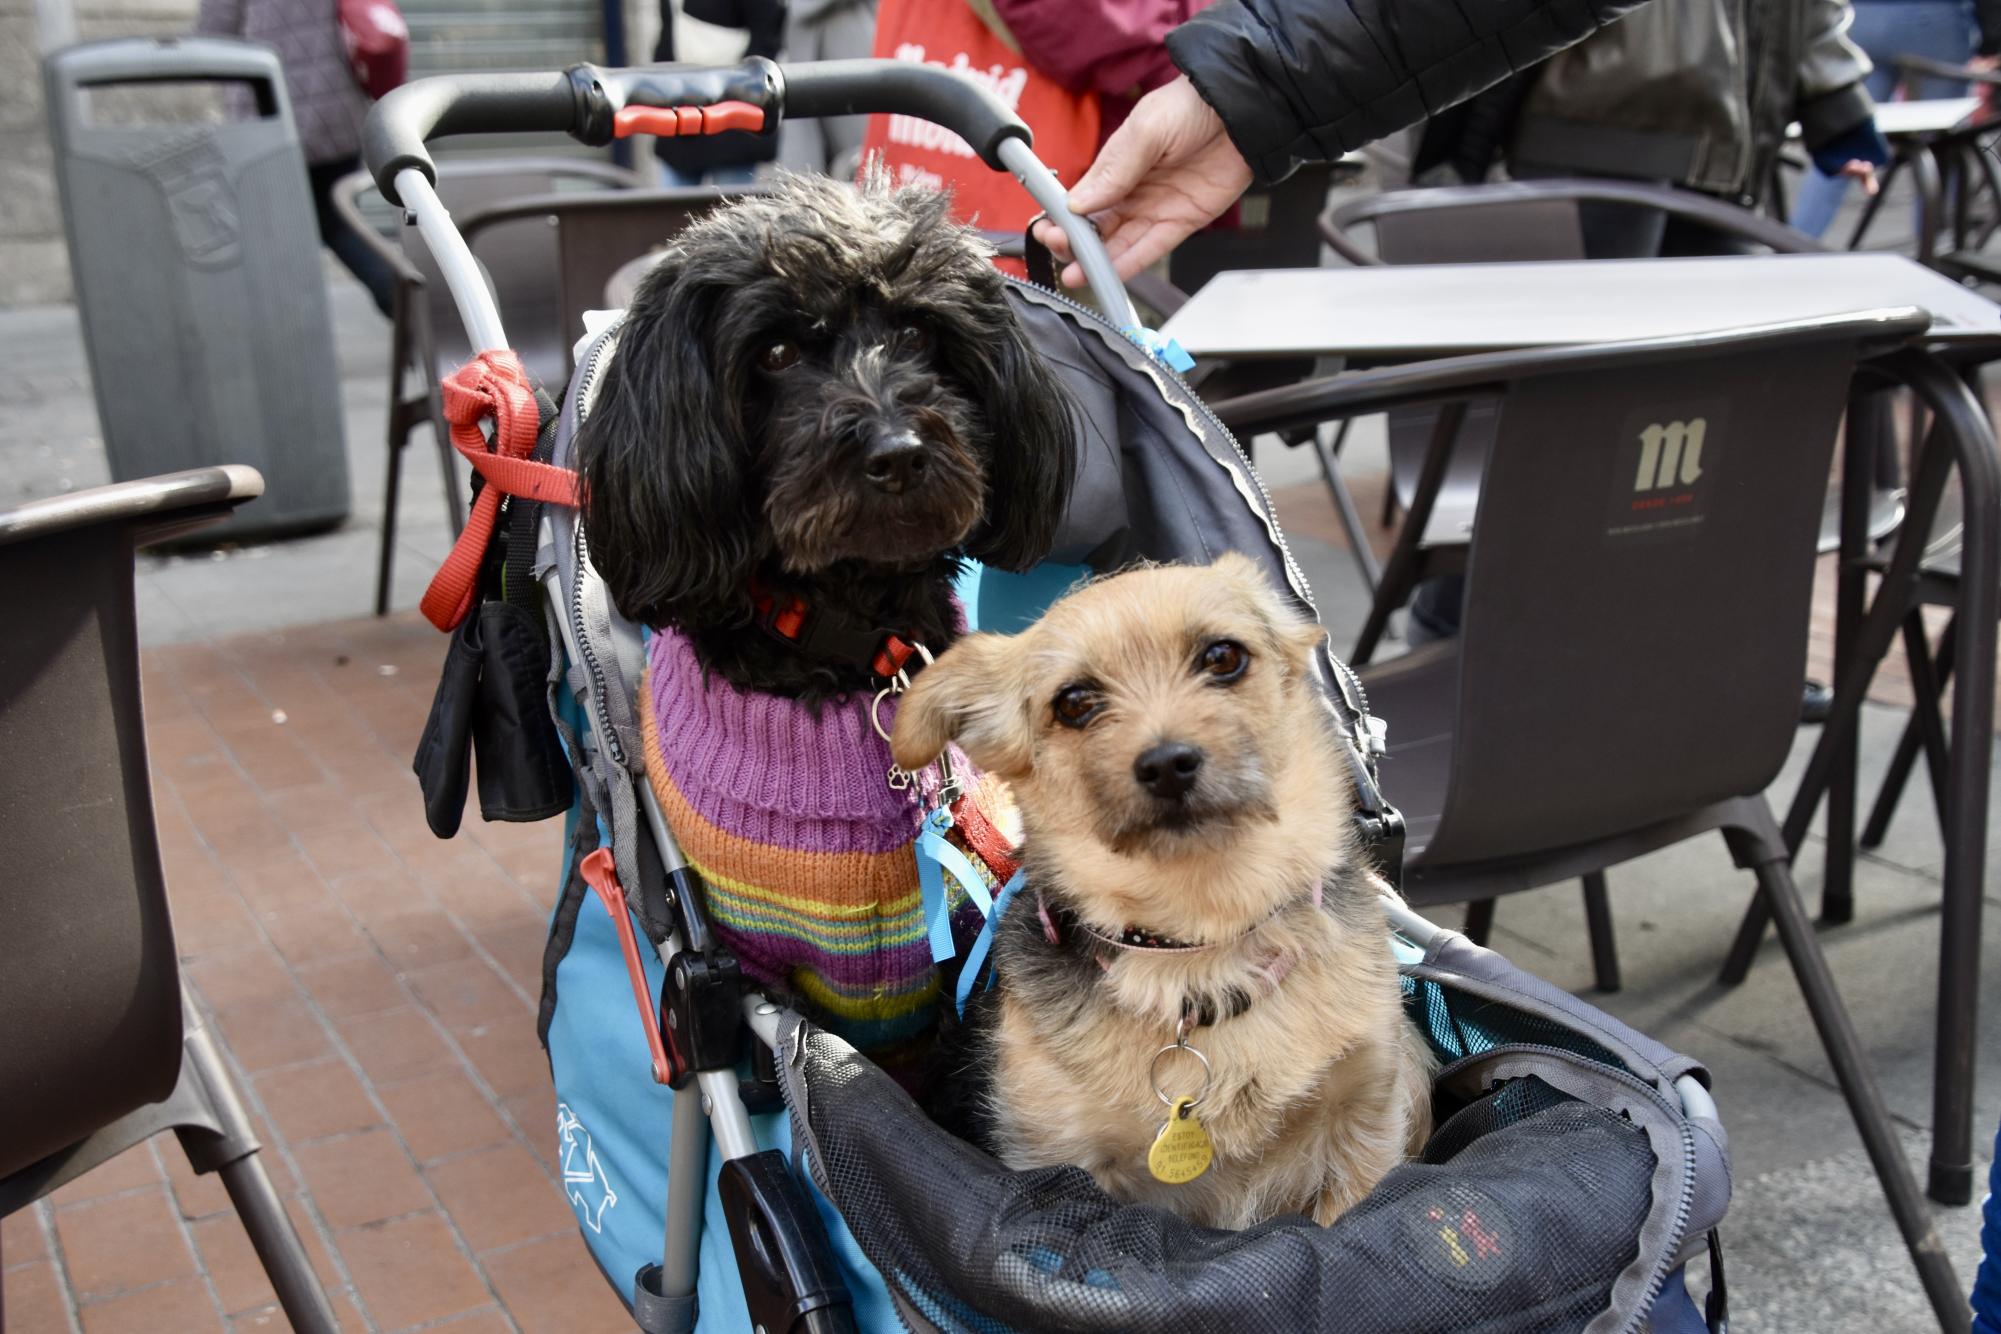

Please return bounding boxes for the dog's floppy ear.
[1210,552,1326,670]
[575,255,756,630]
[890,633,1034,779]
[953,300,1078,573]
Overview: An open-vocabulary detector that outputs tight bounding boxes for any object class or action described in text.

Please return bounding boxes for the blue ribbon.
[915,806,994,964]
[956,868,1027,1018]
[1123,325,1195,374]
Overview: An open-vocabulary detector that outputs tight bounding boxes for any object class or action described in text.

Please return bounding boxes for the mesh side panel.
[1423,1075,1577,1164]
[789,1028,1655,1334]
[1403,975,1626,1072]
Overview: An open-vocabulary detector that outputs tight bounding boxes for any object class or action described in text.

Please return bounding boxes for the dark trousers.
[308,155,396,317]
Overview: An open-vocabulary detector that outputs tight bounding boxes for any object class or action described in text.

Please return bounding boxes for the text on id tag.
[1147,1096,1214,1185]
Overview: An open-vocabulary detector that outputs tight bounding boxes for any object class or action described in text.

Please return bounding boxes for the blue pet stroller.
[367,59,1731,1333]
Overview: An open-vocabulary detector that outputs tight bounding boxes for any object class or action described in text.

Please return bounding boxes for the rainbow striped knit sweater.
[640,628,991,1065]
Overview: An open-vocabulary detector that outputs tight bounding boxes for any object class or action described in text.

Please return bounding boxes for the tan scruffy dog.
[891,554,1434,1229]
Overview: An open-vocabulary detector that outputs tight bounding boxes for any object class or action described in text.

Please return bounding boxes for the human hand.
[1809,118,1889,196]
[1031,75,1253,287]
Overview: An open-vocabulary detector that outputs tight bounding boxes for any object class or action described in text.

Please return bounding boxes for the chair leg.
[177,1015,340,1334]
[1312,419,1383,594]
[1353,401,1464,666]
[376,402,406,619]
[1845,151,1904,250]
[1580,872,1620,994]
[1859,606,1949,850]
[1750,852,1968,1332]
[216,1152,339,1334]
[1902,609,1957,836]
[433,392,465,538]
[1462,898,1495,947]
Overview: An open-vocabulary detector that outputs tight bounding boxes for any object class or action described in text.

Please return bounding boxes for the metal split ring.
[869,686,900,745]
[1149,1040,1212,1109]
[867,642,938,744]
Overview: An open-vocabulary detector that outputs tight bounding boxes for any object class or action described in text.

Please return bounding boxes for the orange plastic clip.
[612,100,767,139]
[579,847,676,1084]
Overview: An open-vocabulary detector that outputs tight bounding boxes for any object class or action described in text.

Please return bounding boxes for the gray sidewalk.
[3,256,1997,1331]
[3,271,467,645]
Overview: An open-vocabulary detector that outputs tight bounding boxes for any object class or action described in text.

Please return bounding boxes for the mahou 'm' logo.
[1606,409,1721,541]
[1632,419,1706,493]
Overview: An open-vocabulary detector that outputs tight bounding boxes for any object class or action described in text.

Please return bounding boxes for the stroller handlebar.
[364,58,1032,206]
[366,56,1142,349]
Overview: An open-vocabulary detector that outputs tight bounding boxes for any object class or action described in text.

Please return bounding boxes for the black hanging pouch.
[413,384,575,837]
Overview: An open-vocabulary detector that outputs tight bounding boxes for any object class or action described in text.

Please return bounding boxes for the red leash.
[422,350,579,632]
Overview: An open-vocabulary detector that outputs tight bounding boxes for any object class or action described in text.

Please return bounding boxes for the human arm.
[1039,0,1659,283]
[1162,0,1656,188]
[1796,0,1885,194]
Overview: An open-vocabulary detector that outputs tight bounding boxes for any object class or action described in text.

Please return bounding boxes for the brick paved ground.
[0,613,621,1334]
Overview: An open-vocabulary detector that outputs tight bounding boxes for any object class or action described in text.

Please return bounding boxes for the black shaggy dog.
[576,173,1077,698]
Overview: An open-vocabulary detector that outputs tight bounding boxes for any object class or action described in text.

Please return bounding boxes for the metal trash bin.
[44,37,350,540]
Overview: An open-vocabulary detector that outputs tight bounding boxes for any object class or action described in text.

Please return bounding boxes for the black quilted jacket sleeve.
[1165,0,1655,184]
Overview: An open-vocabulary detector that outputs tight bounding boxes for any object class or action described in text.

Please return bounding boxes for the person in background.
[652,0,786,187]
[1791,0,2001,237]
[1491,0,1889,257]
[777,0,877,176]
[1032,0,1660,286]
[988,0,1209,151]
[196,0,395,315]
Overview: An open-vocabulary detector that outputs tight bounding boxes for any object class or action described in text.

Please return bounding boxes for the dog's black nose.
[1134,742,1203,800]
[862,431,929,495]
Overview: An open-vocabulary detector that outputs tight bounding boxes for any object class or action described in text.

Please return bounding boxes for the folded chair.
[0,468,338,1333]
[1210,309,1972,1330]
[1838,55,2001,268]
[1858,484,1976,846]
[331,157,646,615]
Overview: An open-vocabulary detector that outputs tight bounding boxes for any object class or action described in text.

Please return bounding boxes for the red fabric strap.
[579,848,676,1084]
[950,793,1021,883]
[420,351,580,632]
[873,635,918,680]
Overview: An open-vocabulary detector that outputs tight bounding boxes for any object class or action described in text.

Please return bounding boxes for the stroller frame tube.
[540,560,766,1303]
[395,168,508,353]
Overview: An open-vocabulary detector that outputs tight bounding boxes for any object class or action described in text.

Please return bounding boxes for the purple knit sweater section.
[646,629,927,854]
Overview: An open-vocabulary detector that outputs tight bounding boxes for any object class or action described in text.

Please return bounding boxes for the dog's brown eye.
[1052,684,1102,728]
[898,323,931,353]
[1199,639,1249,683]
[758,340,800,372]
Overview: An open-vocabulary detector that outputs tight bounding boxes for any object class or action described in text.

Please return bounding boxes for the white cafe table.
[1159,251,2001,363]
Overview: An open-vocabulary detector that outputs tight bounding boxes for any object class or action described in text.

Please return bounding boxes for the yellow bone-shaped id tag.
[1147,1096,1214,1185]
